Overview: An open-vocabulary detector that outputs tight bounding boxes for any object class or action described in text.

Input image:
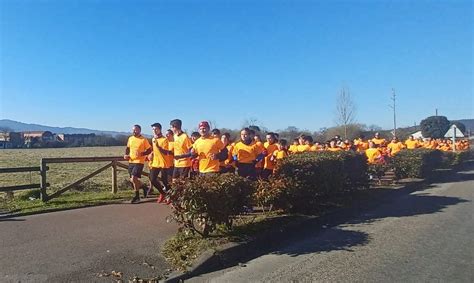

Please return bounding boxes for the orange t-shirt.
[387,142,405,156]
[263,142,278,170]
[173,132,193,168]
[233,141,258,164]
[365,148,382,164]
[127,135,152,164]
[404,139,419,149]
[151,136,172,168]
[192,136,225,173]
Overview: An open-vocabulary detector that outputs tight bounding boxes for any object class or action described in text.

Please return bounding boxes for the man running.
[170,119,193,179]
[124,125,152,204]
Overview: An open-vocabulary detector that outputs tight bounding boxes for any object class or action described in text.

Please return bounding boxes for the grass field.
[0,146,146,214]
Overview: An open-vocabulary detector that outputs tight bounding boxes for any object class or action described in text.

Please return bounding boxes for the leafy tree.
[420,116,450,138]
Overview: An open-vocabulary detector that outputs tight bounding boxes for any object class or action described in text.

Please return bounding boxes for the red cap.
[198,121,210,129]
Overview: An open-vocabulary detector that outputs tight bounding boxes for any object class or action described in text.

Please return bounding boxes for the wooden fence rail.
[0,166,49,193]
[40,156,132,202]
[1,156,145,202]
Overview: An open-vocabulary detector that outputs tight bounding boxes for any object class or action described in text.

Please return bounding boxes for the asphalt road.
[189,162,474,282]
[0,199,177,282]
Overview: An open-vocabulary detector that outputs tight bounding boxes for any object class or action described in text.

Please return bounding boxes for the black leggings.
[149,168,168,194]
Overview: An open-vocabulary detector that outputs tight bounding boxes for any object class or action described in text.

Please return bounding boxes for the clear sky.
[1,0,472,134]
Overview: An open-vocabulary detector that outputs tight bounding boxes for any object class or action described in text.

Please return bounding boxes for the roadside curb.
[161,214,315,283]
[161,178,431,283]
[162,160,471,282]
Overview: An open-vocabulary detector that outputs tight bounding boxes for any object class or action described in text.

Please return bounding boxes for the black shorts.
[128,163,144,178]
[237,163,257,181]
[173,167,190,179]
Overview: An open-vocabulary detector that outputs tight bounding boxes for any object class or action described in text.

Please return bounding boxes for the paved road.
[0,199,177,282]
[189,163,474,282]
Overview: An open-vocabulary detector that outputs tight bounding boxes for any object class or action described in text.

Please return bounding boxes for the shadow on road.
[184,160,473,280]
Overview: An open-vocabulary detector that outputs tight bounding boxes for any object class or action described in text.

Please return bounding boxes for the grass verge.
[0,190,132,215]
[161,211,303,271]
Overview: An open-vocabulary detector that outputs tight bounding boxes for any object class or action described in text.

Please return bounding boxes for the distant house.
[22,131,54,147]
[410,130,424,140]
[0,132,22,149]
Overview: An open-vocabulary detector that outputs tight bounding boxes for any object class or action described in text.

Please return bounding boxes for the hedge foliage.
[271,151,369,213]
[391,149,443,179]
[167,173,254,236]
[440,150,471,167]
[167,148,470,236]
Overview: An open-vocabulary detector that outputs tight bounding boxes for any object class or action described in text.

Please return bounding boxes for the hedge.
[441,150,471,167]
[167,174,254,236]
[391,148,443,179]
[269,151,369,213]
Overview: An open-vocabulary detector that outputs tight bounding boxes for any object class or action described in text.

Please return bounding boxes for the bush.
[441,151,471,167]
[167,174,254,237]
[270,151,368,213]
[391,149,442,179]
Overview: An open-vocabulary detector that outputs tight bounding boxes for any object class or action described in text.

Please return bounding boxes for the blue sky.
[1,0,472,134]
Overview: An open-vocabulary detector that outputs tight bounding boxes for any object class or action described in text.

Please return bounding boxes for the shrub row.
[391,149,443,179]
[168,151,369,235]
[168,173,254,236]
[390,149,471,179]
[167,149,470,236]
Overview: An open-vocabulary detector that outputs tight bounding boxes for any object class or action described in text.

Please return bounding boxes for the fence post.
[112,161,117,194]
[40,159,48,202]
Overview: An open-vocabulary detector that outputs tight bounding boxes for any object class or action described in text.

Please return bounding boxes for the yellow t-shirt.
[233,141,258,164]
[387,142,404,155]
[289,144,298,154]
[151,136,172,169]
[372,138,386,146]
[173,132,193,168]
[297,144,311,153]
[327,147,342,152]
[192,136,225,173]
[404,139,419,149]
[365,148,382,164]
[127,135,151,164]
[273,149,288,160]
[354,138,369,152]
[263,142,278,170]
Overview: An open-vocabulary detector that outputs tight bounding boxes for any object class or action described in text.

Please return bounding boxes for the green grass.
[0,146,147,214]
[162,212,298,271]
[0,190,134,215]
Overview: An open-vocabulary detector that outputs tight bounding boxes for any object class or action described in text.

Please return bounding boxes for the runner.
[170,119,193,179]
[124,125,152,204]
[149,123,173,203]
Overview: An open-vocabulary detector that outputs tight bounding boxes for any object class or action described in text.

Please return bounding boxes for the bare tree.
[335,87,356,139]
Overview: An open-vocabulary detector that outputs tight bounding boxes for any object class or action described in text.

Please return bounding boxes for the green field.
[0,146,146,214]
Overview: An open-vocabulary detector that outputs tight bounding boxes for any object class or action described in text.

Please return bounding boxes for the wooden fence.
[1,156,146,202]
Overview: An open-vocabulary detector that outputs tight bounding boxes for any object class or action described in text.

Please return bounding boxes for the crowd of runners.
[124,119,470,203]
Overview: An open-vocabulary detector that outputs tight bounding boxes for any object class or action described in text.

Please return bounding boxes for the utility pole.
[435,108,438,116]
[389,88,397,137]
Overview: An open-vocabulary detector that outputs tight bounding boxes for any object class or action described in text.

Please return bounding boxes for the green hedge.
[391,149,443,179]
[167,174,254,236]
[270,151,368,213]
[441,150,471,167]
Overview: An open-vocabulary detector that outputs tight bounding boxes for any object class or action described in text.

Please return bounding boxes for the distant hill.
[454,119,474,134]
[0,119,129,137]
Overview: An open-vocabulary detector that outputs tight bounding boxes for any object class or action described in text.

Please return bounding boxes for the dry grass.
[0,146,151,214]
